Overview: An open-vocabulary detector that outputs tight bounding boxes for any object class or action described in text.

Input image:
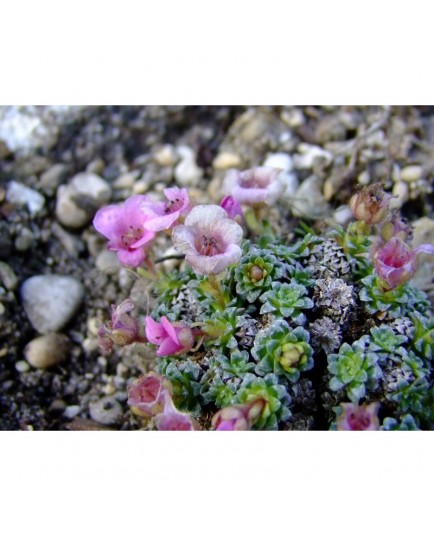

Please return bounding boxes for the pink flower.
[220,195,244,225]
[93,195,156,268]
[145,316,194,356]
[212,399,266,431]
[97,299,146,353]
[142,187,190,232]
[172,205,243,275]
[154,395,199,431]
[127,372,173,417]
[336,402,380,431]
[374,237,434,289]
[222,166,286,206]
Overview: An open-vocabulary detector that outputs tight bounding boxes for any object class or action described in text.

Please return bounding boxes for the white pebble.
[400,165,422,183]
[263,152,294,172]
[89,396,123,425]
[293,144,333,169]
[21,275,84,334]
[55,172,111,229]
[390,181,409,209]
[15,360,30,373]
[291,175,330,219]
[333,205,354,226]
[153,144,178,167]
[357,170,370,186]
[64,405,81,419]
[6,181,45,216]
[212,152,242,170]
[174,146,203,186]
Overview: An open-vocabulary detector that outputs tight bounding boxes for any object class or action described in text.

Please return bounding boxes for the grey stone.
[39,163,69,192]
[14,227,35,251]
[21,274,84,334]
[55,172,112,229]
[0,262,18,290]
[24,333,72,368]
[6,180,45,216]
[89,396,123,425]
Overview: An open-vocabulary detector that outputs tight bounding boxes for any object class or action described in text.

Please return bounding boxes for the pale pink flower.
[97,299,146,353]
[374,237,434,289]
[222,166,286,206]
[154,395,199,431]
[172,205,243,275]
[336,402,380,431]
[220,195,244,225]
[127,372,173,417]
[93,195,156,267]
[142,187,190,232]
[212,399,265,431]
[145,316,194,356]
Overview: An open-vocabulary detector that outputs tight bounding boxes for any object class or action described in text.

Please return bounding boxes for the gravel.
[1,105,433,430]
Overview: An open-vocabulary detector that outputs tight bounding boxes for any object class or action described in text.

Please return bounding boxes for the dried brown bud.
[349,183,393,225]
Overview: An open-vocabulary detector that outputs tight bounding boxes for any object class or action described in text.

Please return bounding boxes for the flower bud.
[349,183,393,225]
[220,195,244,225]
[212,398,266,431]
[127,372,173,417]
[336,402,380,431]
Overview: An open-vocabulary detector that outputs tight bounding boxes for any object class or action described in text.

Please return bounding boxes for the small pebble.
[14,227,35,251]
[86,158,105,175]
[400,165,422,183]
[293,144,333,170]
[64,405,82,419]
[291,175,330,219]
[153,144,178,167]
[174,146,203,186]
[21,274,84,334]
[96,250,121,273]
[55,172,112,229]
[15,360,30,373]
[281,108,305,128]
[24,333,72,368]
[357,170,370,186]
[39,163,69,192]
[0,262,18,290]
[263,152,294,172]
[89,396,123,425]
[102,384,116,396]
[112,171,139,190]
[333,205,353,226]
[390,181,409,209]
[97,356,108,369]
[6,180,45,216]
[212,152,242,170]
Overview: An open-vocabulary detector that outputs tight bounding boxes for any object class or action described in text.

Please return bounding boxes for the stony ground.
[1,105,433,431]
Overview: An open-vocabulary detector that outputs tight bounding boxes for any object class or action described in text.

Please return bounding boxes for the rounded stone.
[6,181,45,216]
[55,172,111,229]
[174,146,203,186]
[390,181,409,209]
[24,333,72,368]
[212,151,242,170]
[400,165,422,183]
[89,396,123,425]
[263,152,294,173]
[21,274,84,334]
[0,262,18,290]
